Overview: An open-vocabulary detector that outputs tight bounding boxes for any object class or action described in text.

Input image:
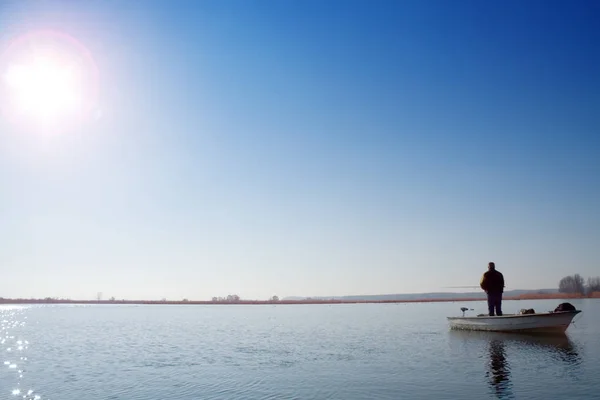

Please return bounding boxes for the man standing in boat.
[480,262,505,316]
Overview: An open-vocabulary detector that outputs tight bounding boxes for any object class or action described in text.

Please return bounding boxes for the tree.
[587,277,600,294]
[270,295,279,302]
[558,274,585,294]
[212,295,240,302]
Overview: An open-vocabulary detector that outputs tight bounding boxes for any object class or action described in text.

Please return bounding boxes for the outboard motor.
[554,302,576,312]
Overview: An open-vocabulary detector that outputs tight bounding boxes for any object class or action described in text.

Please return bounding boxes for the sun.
[0,30,98,130]
[4,53,83,122]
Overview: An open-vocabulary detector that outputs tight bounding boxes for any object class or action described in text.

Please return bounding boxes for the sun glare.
[4,55,83,122]
[0,30,98,131]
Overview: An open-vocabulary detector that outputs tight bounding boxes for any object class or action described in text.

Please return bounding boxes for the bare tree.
[587,277,600,294]
[225,294,240,302]
[212,295,241,303]
[558,274,585,294]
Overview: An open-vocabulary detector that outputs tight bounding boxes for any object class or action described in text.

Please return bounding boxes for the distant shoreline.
[1,292,597,306]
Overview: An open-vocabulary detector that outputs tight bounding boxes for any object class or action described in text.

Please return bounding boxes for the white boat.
[447,307,582,334]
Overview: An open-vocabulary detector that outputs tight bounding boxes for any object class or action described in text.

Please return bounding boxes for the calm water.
[1,299,598,400]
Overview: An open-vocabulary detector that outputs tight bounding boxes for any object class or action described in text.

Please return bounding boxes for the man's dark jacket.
[480,269,505,294]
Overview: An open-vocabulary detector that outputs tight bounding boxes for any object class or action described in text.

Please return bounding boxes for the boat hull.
[447,310,581,334]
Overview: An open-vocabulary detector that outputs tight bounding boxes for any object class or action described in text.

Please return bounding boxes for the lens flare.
[0,29,99,132]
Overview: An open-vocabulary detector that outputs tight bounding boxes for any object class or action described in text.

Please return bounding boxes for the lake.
[1,299,598,399]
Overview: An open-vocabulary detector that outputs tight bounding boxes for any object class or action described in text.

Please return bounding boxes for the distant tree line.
[211,294,241,303]
[0,295,281,304]
[558,274,600,295]
[210,295,280,303]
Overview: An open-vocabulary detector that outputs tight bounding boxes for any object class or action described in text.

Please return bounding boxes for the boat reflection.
[449,331,582,398]
[450,330,580,362]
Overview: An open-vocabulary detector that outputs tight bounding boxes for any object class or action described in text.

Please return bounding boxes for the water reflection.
[500,333,581,367]
[0,306,42,400]
[450,330,582,398]
[487,339,513,399]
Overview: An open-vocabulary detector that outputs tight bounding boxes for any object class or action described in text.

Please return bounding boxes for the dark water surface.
[1,299,598,399]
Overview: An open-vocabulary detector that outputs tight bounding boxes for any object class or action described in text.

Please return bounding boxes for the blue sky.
[0,0,598,300]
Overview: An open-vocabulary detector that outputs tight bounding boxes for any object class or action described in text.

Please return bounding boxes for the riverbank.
[1,292,598,305]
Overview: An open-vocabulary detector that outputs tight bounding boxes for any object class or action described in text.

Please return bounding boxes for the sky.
[0,0,598,300]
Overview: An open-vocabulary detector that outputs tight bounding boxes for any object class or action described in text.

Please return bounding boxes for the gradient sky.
[0,0,598,300]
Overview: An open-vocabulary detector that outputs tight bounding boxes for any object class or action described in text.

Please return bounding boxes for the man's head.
[488,262,495,270]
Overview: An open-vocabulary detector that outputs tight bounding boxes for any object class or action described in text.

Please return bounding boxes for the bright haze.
[0,0,598,301]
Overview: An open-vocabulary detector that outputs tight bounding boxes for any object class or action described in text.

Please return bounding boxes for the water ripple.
[1,300,599,399]
[0,307,45,400]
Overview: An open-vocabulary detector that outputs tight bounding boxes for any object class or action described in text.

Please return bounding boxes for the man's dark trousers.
[487,292,503,316]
